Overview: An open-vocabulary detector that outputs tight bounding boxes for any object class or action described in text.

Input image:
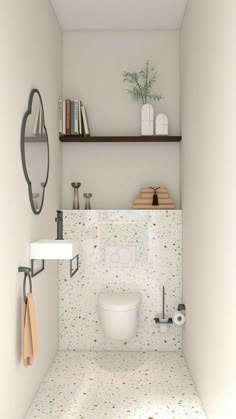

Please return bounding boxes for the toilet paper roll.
[173,311,185,326]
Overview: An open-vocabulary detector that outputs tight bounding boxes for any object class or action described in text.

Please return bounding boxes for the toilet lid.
[99,292,141,311]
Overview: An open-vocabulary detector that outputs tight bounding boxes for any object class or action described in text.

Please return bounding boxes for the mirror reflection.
[21,89,49,214]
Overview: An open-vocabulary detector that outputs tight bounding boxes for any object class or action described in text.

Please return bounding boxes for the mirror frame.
[21,88,49,215]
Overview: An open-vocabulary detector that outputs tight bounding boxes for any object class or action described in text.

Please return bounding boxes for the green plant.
[123,60,162,105]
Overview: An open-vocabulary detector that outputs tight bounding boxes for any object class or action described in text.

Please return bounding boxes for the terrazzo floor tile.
[25,351,206,419]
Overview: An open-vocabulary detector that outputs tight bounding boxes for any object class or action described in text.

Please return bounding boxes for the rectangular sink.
[30,240,79,260]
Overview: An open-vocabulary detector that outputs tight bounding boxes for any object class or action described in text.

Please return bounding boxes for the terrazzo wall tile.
[59,210,182,351]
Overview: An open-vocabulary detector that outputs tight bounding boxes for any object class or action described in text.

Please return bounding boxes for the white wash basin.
[30,240,79,260]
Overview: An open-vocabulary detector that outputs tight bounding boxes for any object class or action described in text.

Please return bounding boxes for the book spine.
[78,100,82,136]
[81,105,90,136]
[66,99,71,135]
[71,100,74,135]
[58,99,63,134]
[62,100,66,134]
[74,100,79,134]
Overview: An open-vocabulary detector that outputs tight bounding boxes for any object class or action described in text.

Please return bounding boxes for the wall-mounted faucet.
[55,210,64,240]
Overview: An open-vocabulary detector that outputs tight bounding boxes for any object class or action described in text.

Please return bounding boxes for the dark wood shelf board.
[59,135,182,143]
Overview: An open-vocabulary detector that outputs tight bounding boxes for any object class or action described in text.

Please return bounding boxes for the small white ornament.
[155,113,168,135]
[141,104,154,135]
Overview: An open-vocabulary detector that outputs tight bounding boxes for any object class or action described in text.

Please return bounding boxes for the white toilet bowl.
[98,292,141,340]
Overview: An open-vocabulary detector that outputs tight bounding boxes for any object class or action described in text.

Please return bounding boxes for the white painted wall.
[62,31,180,209]
[181,1,236,418]
[0,1,61,418]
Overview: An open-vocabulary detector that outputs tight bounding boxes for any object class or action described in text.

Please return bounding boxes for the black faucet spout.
[55,210,64,240]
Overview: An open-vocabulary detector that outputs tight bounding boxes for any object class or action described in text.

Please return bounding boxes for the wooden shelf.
[59,135,182,143]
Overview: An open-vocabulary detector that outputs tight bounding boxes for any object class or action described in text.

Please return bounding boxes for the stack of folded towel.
[132,187,175,209]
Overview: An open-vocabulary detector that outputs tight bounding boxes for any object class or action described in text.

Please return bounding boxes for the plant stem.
[134,77,145,104]
[145,61,148,104]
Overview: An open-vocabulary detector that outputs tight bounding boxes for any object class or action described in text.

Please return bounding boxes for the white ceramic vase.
[141,104,154,135]
[155,113,168,135]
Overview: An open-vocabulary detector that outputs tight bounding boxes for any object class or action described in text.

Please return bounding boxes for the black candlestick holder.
[71,182,81,209]
[84,193,92,209]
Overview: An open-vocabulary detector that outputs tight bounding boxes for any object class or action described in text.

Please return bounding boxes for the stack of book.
[132,187,175,209]
[58,99,90,136]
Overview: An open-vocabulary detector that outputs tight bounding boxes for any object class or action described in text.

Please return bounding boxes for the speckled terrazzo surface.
[59,210,182,351]
[25,351,206,419]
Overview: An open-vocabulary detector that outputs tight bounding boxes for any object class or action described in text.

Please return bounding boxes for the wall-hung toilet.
[98,292,141,340]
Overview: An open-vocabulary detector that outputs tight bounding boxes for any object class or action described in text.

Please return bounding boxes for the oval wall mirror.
[21,89,49,214]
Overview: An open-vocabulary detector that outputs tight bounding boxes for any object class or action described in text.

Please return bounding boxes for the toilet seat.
[99,292,141,312]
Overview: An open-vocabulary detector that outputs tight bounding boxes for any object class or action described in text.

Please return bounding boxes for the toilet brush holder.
[154,286,173,331]
[154,317,173,333]
[154,317,173,324]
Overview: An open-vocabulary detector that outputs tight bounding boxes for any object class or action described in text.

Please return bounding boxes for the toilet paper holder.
[173,304,186,326]
[178,303,186,312]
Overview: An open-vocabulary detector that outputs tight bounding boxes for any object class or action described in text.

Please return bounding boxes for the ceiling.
[50,0,188,31]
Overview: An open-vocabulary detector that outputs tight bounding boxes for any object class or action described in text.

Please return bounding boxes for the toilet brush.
[154,286,173,332]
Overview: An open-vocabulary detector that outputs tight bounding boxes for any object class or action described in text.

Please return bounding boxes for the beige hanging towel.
[23,293,39,367]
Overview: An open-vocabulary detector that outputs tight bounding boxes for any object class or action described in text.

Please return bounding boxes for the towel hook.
[18,267,32,303]
[23,272,32,303]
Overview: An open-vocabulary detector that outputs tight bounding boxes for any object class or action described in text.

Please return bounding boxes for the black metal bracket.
[18,266,32,303]
[154,317,173,324]
[70,254,79,278]
[31,259,45,277]
[18,266,31,274]
[178,303,186,311]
